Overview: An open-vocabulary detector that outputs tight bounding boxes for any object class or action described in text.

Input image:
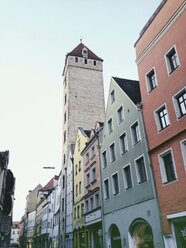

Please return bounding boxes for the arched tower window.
[82,47,88,58]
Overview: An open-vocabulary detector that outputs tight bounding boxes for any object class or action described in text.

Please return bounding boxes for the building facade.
[100,77,164,248]
[135,0,186,247]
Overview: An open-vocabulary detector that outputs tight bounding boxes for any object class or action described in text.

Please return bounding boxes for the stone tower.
[62,41,105,169]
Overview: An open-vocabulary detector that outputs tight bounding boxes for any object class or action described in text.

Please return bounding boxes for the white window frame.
[117,105,124,124]
[102,150,107,169]
[164,45,180,75]
[86,171,90,187]
[111,172,120,195]
[109,142,116,163]
[158,148,177,185]
[145,66,158,93]
[135,155,148,184]
[123,164,133,190]
[95,193,99,208]
[110,89,115,104]
[180,138,186,172]
[85,200,89,213]
[130,120,141,146]
[90,197,94,211]
[103,178,110,200]
[108,117,113,134]
[91,165,96,183]
[154,103,170,132]
[119,131,128,155]
[172,86,186,120]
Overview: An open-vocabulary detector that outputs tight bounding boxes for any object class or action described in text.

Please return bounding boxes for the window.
[82,48,88,58]
[173,88,186,119]
[110,90,115,104]
[180,139,186,172]
[123,165,132,189]
[158,149,177,184]
[135,156,147,184]
[75,57,78,63]
[64,112,66,124]
[64,130,66,143]
[91,145,95,158]
[85,152,89,164]
[76,184,78,196]
[112,172,119,195]
[117,106,124,123]
[64,93,67,105]
[90,197,94,211]
[95,193,99,208]
[85,200,89,213]
[102,150,107,168]
[79,181,81,194]
[62,198,64,211]
[74,207,76,219]
[119,132,128,154]
[75,164,78,175]
[92,167,96,182]
[108,118,113,134]
[146,68,157,93]
[63,154,66,164]
[86,172,90,187]
[104,178,110,199]
[81,203,84,216]
[77,206,80,218]
[79,161,81,171]
[78,139,80,152]
[155,105,170,131]
[93,60,96,66]
[165,46,180,74]
[110,143,116,163]
[84,58,87,64]
[131,121,141,145]
[62,175,65,189]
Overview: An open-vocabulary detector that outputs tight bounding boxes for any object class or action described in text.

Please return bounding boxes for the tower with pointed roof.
[62,41,105,170]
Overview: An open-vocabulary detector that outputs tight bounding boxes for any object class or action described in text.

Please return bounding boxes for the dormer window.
[82,47,88,58]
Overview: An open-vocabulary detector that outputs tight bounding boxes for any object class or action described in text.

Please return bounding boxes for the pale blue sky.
[0,0,162,220]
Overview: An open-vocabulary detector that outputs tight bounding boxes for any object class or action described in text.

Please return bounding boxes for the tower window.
[93,60,96,66]
[84,59,87,64]
[75,57,78,63]
[82,48,88,58]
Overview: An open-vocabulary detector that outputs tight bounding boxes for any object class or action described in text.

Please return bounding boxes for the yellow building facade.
[73,128,90,248]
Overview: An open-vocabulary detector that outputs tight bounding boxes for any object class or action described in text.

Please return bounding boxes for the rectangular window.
[78,140,80,152]
[76,184,78,196]
[123,165,132,189]
[110,90,115,104]
[91,145,95,158]
[62,198,64,211]
[85,152,89,164]
[173,88,186,119]
[110,143,116,163]
[79,181,81,194]
[81,203,84,216]
[155,105,170,131]
[63,154,66,164]
[146,68,157,93]
[79,161,81,171]
[102,151,107,168]
[90,197,94,211]
[77,206,80,218]
[180,139,186,172]
[64,130,66,143]
[64,112,66,124]
[135,156,147,184]
[117,106,124,123]
[95,193,99,208]
[75,164,78,175]
[85,200,89,213]
[165,46,180,74]
[131,121,141,145]
[108,118,113,134]
[159,149,177,184]
[104,178,110,200]
[112,172,119,195]
[86,172,90,187]
[74,207,76,219]
[92,167,96,182]
[64,93,67,105]
[119,132,128,154]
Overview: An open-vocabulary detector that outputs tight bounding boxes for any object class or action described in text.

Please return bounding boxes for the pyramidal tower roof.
[67,42,103,61]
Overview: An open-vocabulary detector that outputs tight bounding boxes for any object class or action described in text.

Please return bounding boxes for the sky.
[0,0,162,221]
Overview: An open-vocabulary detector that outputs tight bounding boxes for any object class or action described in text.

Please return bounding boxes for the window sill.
[168,65,179,75]
[91,179,97,185]
[85,184,91,189]
[133,140,141,146]
[125,186,133,190]
[139,179,147,184]
[121,150,128,155]
[148,85,157,94]
[159,124,170,132]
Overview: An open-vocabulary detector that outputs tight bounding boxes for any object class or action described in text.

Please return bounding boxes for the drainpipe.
[97,129,106,248]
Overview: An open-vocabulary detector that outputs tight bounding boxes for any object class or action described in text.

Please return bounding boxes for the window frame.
[158,148,177,185]
[91,165,96,183]
[180,138,186,173]
[154,103,170,132]
[110,90,115,104]
[108,117,113,134]
[102,150,107,169]
[165,45,180,75]
[172,87,186,120]
[86,171,90,187]
[123,164,133,190]
[119,131,128,155]
[103,178,110,200]
[111,172,120,195]
[135,155,148,184]
[130,120,141,146]
[145,67,158,93]
[117,105,124,124]
[109,142,116,163]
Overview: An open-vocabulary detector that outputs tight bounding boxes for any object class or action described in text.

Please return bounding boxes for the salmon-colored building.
[135,0,186,247]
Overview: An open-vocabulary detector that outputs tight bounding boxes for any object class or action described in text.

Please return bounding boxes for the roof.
[43,175,58,190]
[113,77,141,105]
[79,127,91,137]
[134,0,166,46]
[67,42,103,61]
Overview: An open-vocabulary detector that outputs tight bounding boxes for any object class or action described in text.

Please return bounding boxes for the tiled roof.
[43,176,58,190]
[67,43,103,61]
[113,77,141,105]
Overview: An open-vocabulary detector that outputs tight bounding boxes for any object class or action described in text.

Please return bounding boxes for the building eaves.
[113,77,141,105]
